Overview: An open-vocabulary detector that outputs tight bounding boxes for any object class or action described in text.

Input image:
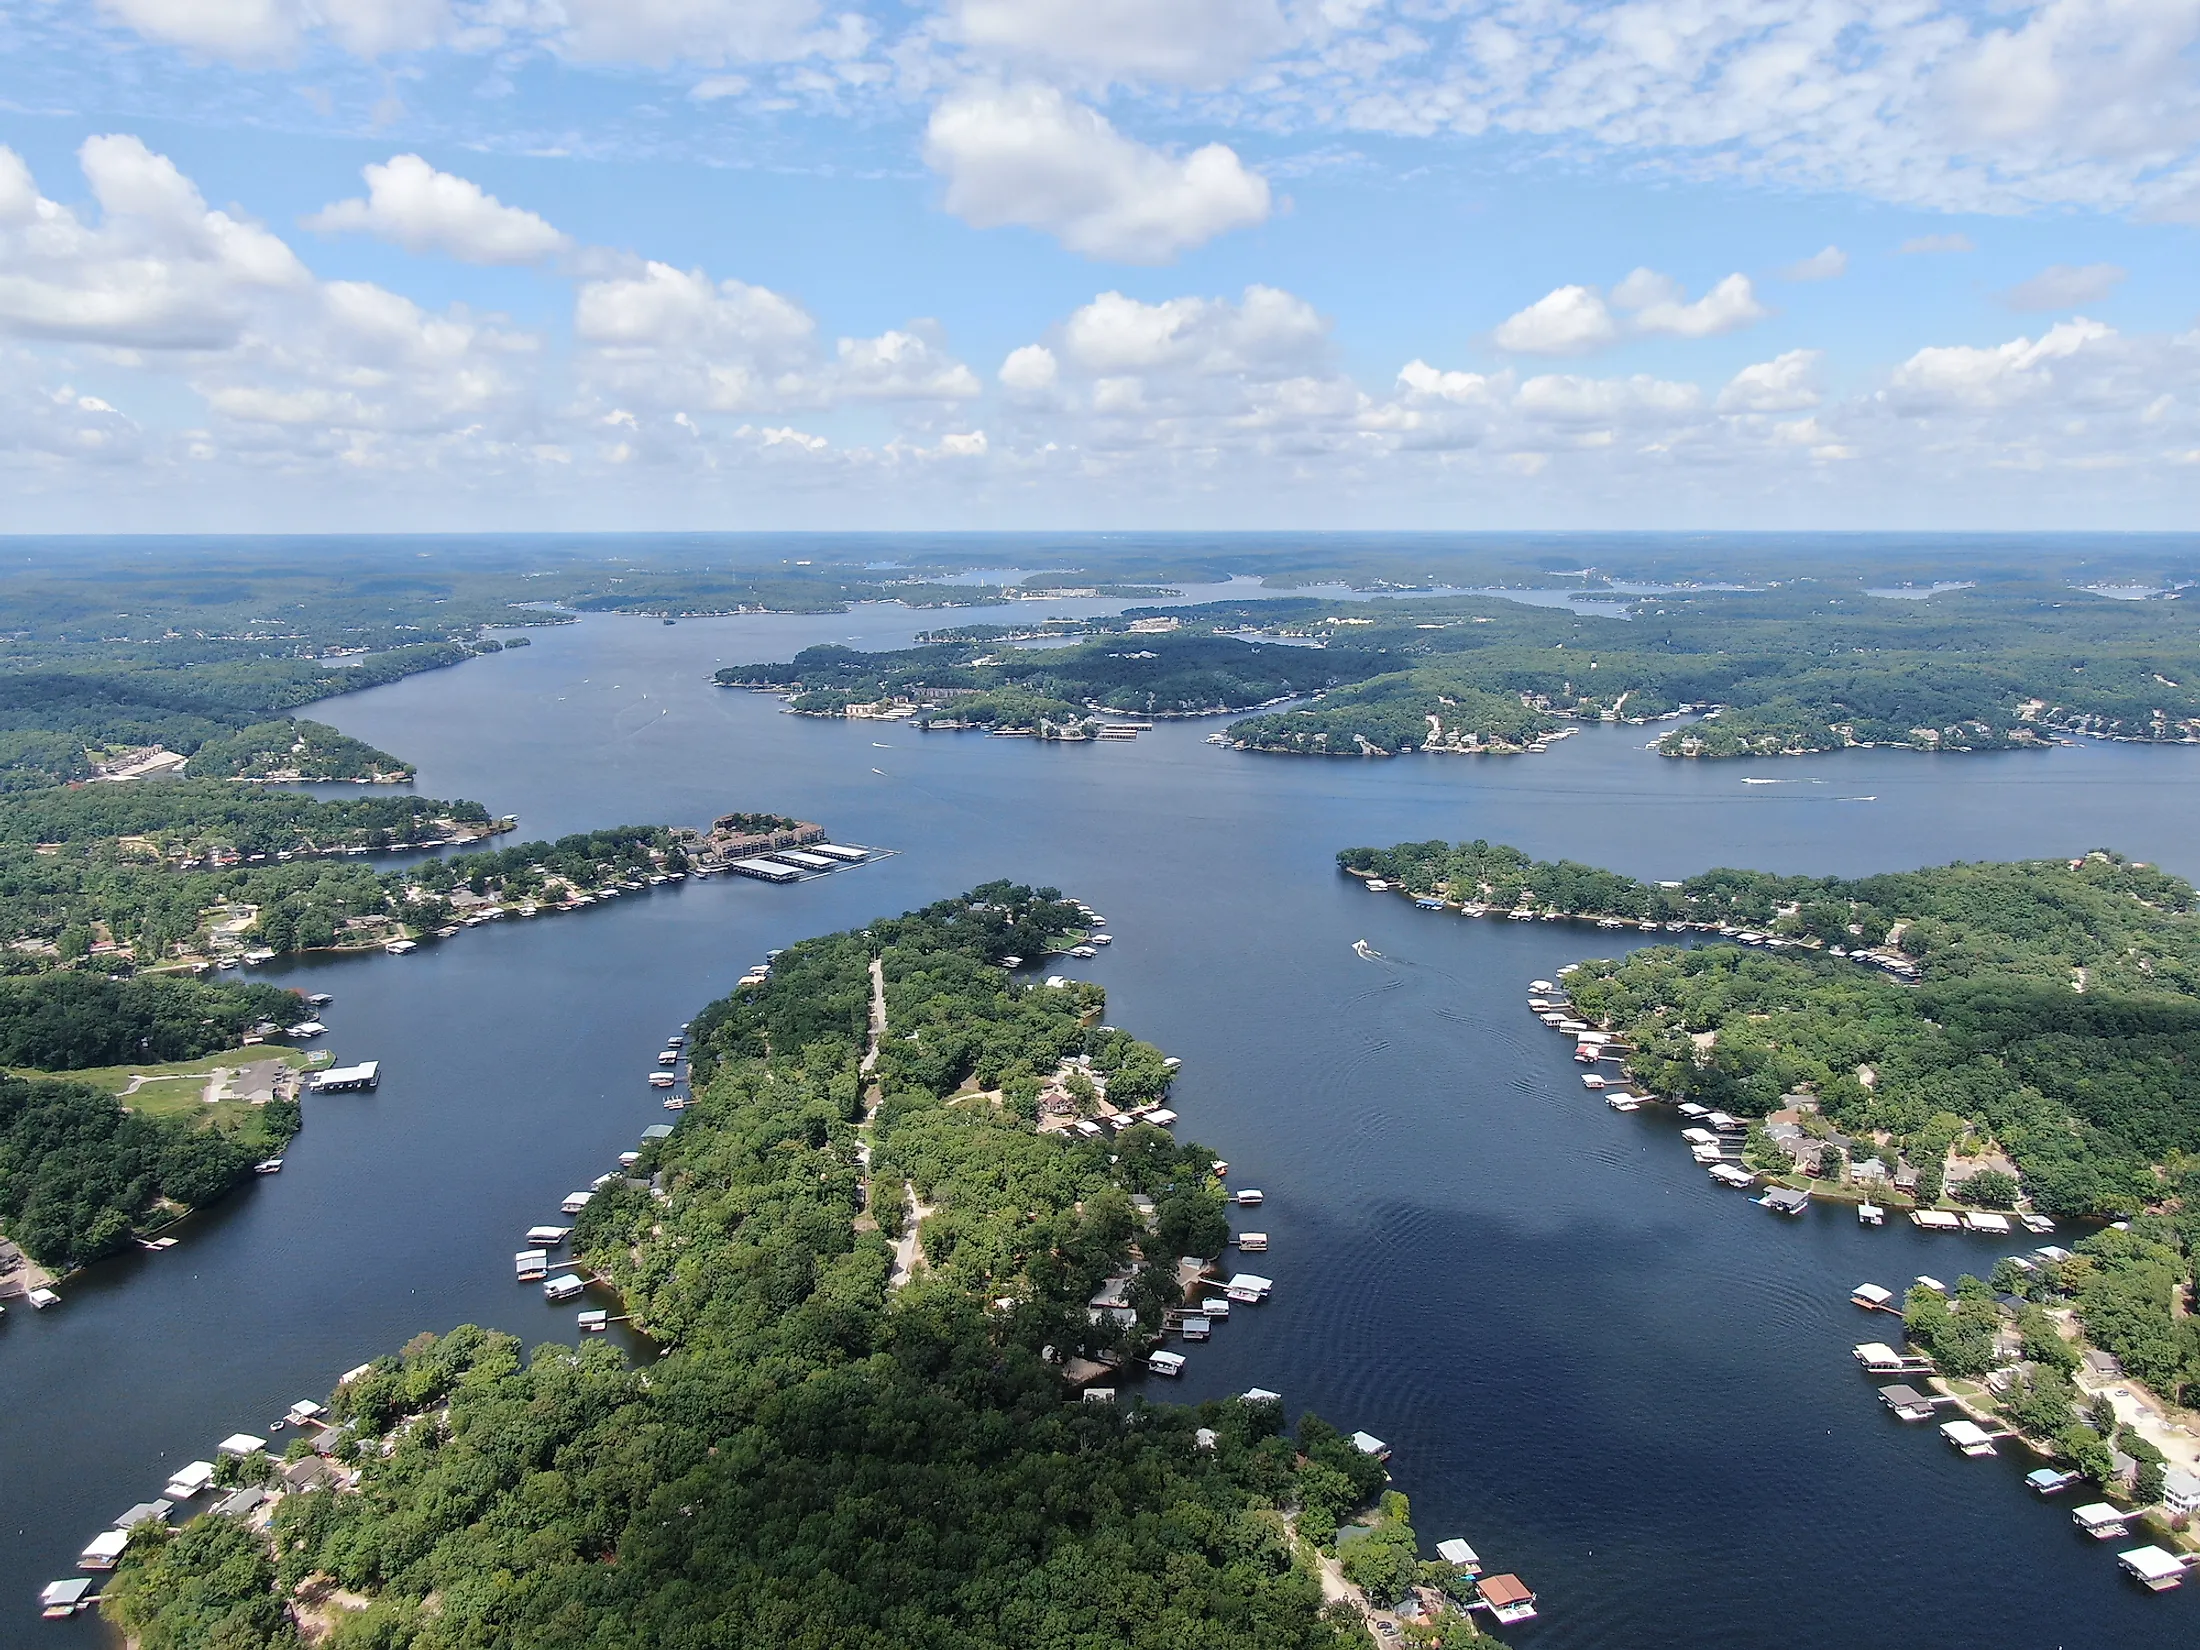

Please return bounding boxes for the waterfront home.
[2073,1502,2130,1540]
[2025,1467,2083,1495]
[1941,1419,1998,1456]
[163,1460,216,1500]
[2082,1348,2124,1380]
[40,1578,96,1618]
[2163,1467,2200,1517]
[1852,1283,1897,1312]
[1351,1432,1392,1462]
[281,1456,334,1493]
[1878,1384,1938,1421]
[1436,1539,1482,1576]
[1147,1350,1188,1377]
[2119,1547,2191,1591]
[112,1501,174,1531]
[1476,1574,1538,1625]
[213,1486,268,1521]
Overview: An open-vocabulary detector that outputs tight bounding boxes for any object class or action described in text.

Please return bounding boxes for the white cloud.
[1492,286,1618,355]
[306,155,571,265]
[1718,350,1823,413]
[1059,286,1325,376]
[1516,373,1702,425]
[947,0,1289,86]
[0,136,308,349]
[2002,262,2127,309]
[1780,246,1848,281]
[1899,233,1976,254]
[573,259,978,414]
[1396,359,1502,406]
[833,327,981,399]
[1495,271,1765,353]
[923,84,1269,262]
[999,343,1059,393]
[1888,318,2115,410]
[1615,271,1769,339]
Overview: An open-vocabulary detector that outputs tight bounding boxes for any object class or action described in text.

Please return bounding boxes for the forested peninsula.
[717,631,1374,730]
[104,886,1493,1650]
[1344,839,2200,1415]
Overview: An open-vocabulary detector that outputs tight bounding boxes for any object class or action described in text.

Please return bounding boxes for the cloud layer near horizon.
[2,137,2195,530]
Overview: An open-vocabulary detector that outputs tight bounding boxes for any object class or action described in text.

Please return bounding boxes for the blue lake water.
[7,596,2199,1647]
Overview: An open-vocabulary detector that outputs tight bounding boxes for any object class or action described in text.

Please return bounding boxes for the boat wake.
[1352,939,1383,961]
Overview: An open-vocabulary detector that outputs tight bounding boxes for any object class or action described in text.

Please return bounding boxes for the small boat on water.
[255,1158,284,1174]
[1351,939,1382,960]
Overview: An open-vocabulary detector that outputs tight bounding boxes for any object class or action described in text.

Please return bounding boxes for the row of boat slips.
[1854,1330,2199,1594]
[1909,1207,2056,1235]
[725,841,888,883]
[52,1401,337,1607]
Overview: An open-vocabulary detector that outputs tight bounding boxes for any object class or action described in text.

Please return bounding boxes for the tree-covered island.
[100,885,1506,1649]
[1342,837,2200,1510]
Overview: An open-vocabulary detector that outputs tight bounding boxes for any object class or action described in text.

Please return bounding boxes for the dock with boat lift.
[1854,1341,1936,1375]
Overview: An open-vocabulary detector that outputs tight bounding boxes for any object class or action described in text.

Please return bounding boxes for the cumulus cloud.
[1781,246,1848,281]
[1888,318,2115,410]
[2002,262,2127,309]
[574,258,978,414]
[1494,271,1765,353]
[306,155,571,265]
[1058,286,1325,377]
[923,84,1269,262]
[0,135,308,349]
[1718,350,1823,413]
[946,0,1289,85]
[999,343,1059,393]
[1492,286,1619,355]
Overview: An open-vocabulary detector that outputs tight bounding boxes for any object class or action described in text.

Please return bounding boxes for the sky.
[1,1,2198,532]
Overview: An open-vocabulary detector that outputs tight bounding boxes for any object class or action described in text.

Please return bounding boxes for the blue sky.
[1,1,2197,531]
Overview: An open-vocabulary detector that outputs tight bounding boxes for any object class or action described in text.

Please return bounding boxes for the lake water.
[9,598,2200,1647]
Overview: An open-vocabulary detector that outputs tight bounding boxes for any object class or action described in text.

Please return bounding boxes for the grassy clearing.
[15,1045,314,1106]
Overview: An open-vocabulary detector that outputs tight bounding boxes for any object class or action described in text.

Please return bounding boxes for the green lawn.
[18,1045,317,1112]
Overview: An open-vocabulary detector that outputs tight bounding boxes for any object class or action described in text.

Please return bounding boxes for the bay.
[7,598,2198,1647]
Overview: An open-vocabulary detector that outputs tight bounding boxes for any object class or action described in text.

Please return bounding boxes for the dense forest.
[0,972,299,1068]
[1344,840,2200,1218]
[0,1069,297,1269]
[717,632,1383,722]
[103,886,1452,1650]
[183,719,415,782]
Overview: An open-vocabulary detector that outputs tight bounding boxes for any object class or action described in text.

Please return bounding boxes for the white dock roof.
[1436,1539,1480,1567]
[2118,1546,2186,1582]
[217,1432,267,1457]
